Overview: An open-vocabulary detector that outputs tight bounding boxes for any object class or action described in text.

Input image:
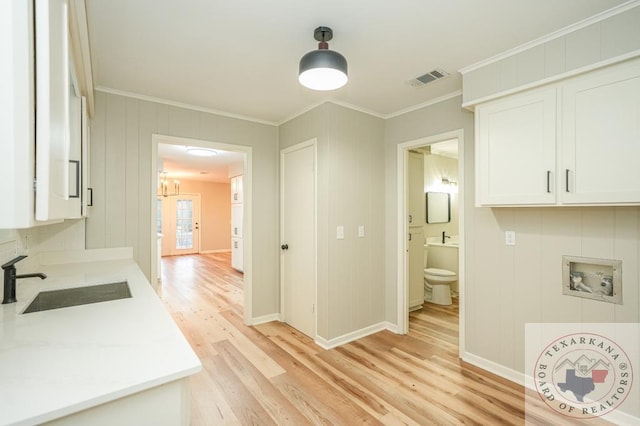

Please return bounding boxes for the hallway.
[158,253,594,425]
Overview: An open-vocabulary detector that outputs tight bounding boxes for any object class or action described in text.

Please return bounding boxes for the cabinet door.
[408,152,425,226]
[231,175,243,204]
[35,0,71,221]
[0,0,36,228]
[561,59,640,204]
[231,204,243,238]
[476,87,557,206]
[231,238,243,272]
[408,228,424,310]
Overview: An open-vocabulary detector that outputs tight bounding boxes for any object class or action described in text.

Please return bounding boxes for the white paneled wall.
[462,4,640,105]
[88,91,279,318]
[279,103,386,341]
[386,94,640,378]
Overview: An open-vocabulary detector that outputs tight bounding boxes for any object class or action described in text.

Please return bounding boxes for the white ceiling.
[85,0,626,125]
[158,142,244,183]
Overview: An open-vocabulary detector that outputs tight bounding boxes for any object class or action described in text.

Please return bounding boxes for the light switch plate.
[505,231,516,246]
[358,225,365,238]
[337,226,344,240]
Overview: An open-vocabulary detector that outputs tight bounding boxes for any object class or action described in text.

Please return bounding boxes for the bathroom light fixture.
[186,147,217,157]
[158,172,180,197]
[299,26,348,91]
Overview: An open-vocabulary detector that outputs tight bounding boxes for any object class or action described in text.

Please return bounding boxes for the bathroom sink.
[23,281,131,314]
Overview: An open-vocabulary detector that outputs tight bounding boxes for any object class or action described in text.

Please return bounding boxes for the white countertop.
[0,249,201,426]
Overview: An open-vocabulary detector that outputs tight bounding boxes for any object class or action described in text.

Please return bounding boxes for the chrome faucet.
[442,231,451,244]
[2,255,47,304]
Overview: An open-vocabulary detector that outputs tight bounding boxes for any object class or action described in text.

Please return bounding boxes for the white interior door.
[281,141,316,338]
[161,194,201,256]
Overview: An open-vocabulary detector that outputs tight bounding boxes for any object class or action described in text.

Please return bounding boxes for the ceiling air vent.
[406,68,450,88]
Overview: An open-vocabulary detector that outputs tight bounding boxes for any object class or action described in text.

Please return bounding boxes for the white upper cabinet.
[561,58,640,204]
[0,0,36,228]
[476,87,557,206]
[35,0,71,221]
[0,0,88,228]
[475,56,640,207]
[231,175,243,204]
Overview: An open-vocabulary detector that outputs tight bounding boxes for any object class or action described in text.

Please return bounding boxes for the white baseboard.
[315,322,388,350]
[199,249,231,254]
[463,352,640,425]
[461,351,525,386]
[247,313,281,326]
[384,321,402,334]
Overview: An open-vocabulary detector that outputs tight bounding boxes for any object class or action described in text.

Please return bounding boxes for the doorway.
[151,134,254,323]
[280,139,317,338]
[396,130,465,355]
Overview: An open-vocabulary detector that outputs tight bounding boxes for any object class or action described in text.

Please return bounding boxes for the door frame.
[279,138,318,338]
[151,134,254,323]
[396,129,465,356]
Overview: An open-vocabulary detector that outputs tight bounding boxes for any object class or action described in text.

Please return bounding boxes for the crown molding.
[384,90,462,119]
[97,86,464,128]
[94,86,278,126]
[459,0,640,75]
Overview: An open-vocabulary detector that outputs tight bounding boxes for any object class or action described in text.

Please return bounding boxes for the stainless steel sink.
[23,281,131,314]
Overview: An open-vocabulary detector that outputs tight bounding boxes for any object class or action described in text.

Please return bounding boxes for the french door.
[160,194,201,256]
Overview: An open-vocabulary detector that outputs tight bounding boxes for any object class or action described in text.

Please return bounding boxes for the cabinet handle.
[408,233,412,241]
[234,227,238,235]
[87,188,93,206]
[546,171,551,193]
[408,214,413,224]
[565,169,570,193]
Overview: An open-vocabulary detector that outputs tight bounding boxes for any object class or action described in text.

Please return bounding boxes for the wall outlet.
[358,225,365,238]
[337,226,344,240]
[505,231,516,246]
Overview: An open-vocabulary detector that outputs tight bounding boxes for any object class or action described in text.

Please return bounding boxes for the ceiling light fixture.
[186,147,217,157]
[299,26,348,91]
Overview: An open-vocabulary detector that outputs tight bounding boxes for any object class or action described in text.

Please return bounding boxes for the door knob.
[281,244,289,250]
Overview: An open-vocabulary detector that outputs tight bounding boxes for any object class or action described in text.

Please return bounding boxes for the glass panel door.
[176,199,193,250]
[160,194,200,256]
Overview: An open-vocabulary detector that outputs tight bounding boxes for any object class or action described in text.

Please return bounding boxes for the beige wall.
[385,94,640,378]
[88,91,279,318]
[279,103,386,341]
[177,179,231,253]
[462,4,640,105]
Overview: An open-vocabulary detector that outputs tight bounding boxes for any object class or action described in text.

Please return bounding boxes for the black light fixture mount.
[298,26,348,91]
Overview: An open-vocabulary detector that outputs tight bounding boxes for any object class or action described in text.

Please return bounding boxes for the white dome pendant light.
[299,26,348,91]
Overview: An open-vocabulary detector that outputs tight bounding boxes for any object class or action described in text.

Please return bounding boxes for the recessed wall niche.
[562,255,622,304]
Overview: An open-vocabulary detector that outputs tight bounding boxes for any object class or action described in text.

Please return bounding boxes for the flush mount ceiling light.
[186,147,217,157]
[299,26,348,91]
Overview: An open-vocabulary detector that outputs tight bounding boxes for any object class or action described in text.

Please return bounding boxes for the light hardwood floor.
[159,253,609,425]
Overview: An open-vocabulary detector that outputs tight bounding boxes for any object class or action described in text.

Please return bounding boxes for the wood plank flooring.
[159,253,610,425]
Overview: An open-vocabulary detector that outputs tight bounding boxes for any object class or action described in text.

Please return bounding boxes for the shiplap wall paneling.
[512,209,543,372]
[137,100,156,276]
[87,93,106,247]
[125,98,140,259]
[462,5,640,105]
[539,209,582,324]
[104,95,127,248]
[88,91,279,318]
[614,208,640,323]
[581,209,616,323]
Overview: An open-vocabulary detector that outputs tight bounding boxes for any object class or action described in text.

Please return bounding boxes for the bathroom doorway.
[396,130,465,356]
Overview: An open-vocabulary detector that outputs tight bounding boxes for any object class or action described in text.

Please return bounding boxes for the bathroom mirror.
[426,192,450,224]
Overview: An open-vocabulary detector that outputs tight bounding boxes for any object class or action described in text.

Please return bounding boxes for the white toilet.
[424,268,456,305]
